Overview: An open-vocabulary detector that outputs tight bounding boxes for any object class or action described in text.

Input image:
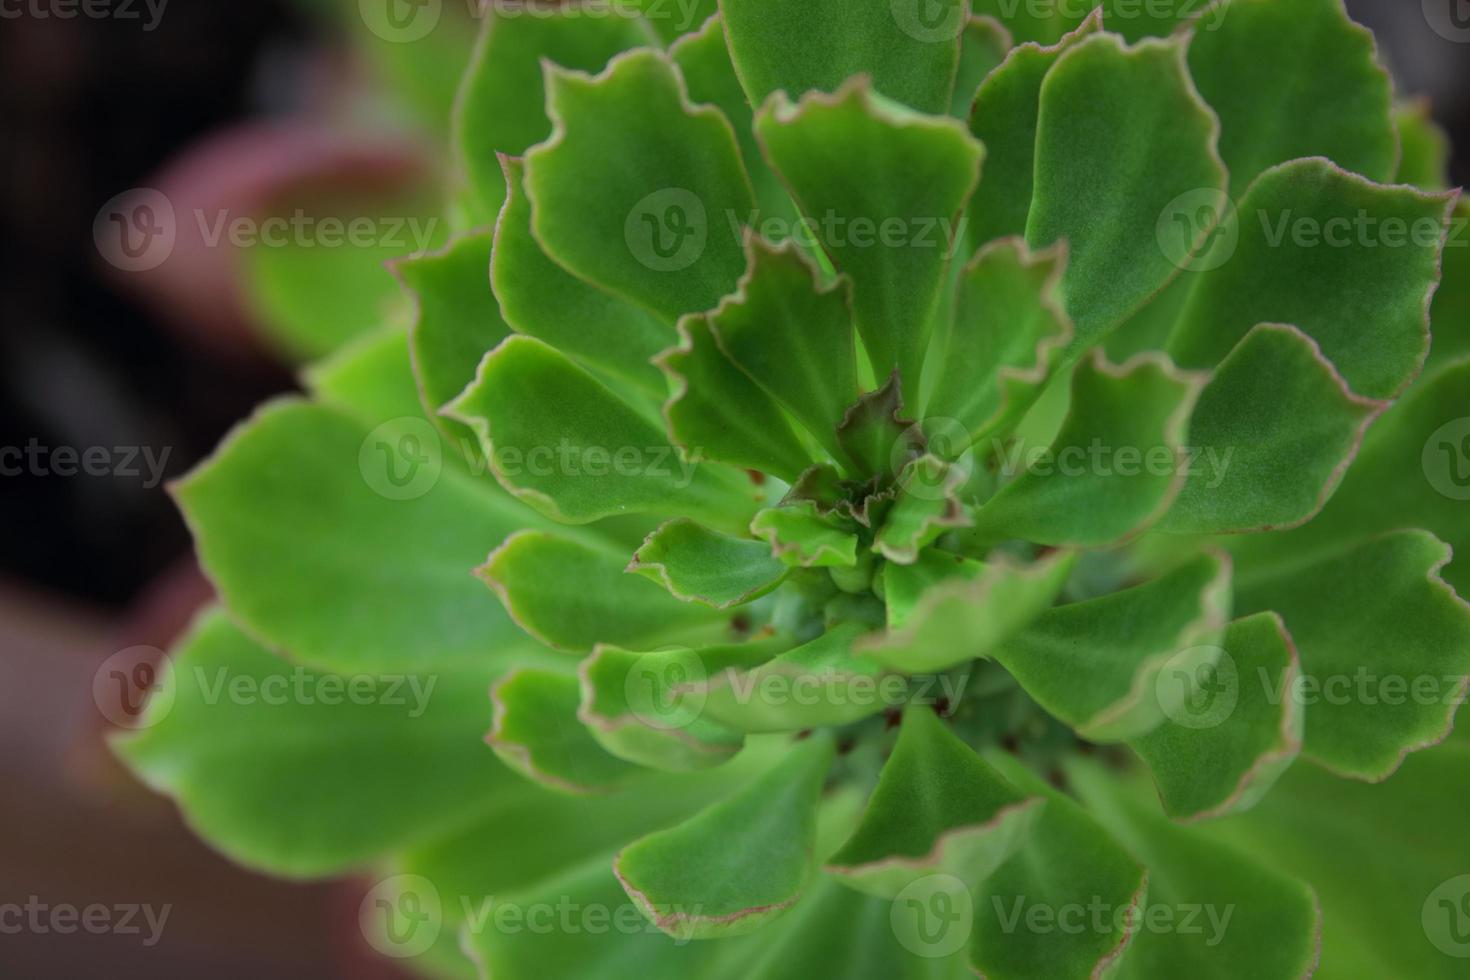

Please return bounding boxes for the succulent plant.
[113,0,1470,977]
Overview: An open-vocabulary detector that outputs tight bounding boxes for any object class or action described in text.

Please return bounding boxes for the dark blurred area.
[0,0,1464,976]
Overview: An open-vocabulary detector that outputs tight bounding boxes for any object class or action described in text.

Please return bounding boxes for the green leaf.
[393,231,511,424]
[992,552,1232,742]
[750,500,860,569]
[719,0,964,116]
[488,668,642,794]
[629,0,719,42]
[928,238,1073,442]
[1186,0,1396,196]
[630,518,790,608]
[1428,202,1470,371]
[1158,323,1383,535]
[859,551,1076,673]
[707,237,858,464]
[1231,357,1470,596]
[447,335,750,527]
[453,6,649,222]
[1129,612,1303,822]
[657,316,814,481]
[1395,98,1453,191]
[950,16,1011,119]
[113,609,533,876]
[835,372,924,482]
[614,733,835,939]
[872,456,972,564]
[579,644,754,771]
[493,156,671,393]
[525,49,756,323]
[968,351,1205,548]
[480,530,719,652]
[1169,158,1457,400]
[174,398,535,673]
[970,0,1093,46]
[826,705,1042,898]
[756,79,984,404]
[1234,530,1470,781]
[1068,758,1322,980]
[305,325,434,427]
[1026,32,1226,351]
[965,10,1102,249]
[969,751,1149,980]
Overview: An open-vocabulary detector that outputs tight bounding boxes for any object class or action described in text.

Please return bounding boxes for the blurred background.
[0,0,1465,975]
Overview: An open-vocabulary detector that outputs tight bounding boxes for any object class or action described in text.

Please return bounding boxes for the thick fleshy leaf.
[1129,612,1303,822]
[525,50,755,323]
[950,17,1011,118]
[454,7,648,222]
[393,231,512,423]
[1026,32,1226,351]
[969,751,1148,980]
[492,156,670,392]
[1158,323,1383,535]
[694,623,901,733]
[872,456,972,564]
[657,316,814,481]
[578,644,755,771]
[927,238,1073,442]
[174,399,533,673]
[1234,530,1470,781]
[669,12,799,229]
[1231,357,1470,596]
[488,668,641,794]
[614,733,835,939]
[756,79,984,403]
[965,10,1102,249]
[1170,158,1457,399]
[719,0,963,116]
[1186,0,1396,196]
[1203,736,1470,979]
[707,237,858,464]
[1428,202,1470,370]
[968,351,1204,548]
[113,610,536,876]
[992,553,1232,742]
[749,501,860,569]
[480,530,719,653]
[447,336,751,527]
[858,551,1076,673]
[630,518,790,608]
[826,705,1042,898]
[1069,759,1322,980]
[1395,98,1453,191]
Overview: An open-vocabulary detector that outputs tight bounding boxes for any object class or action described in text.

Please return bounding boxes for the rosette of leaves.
[115,1,1470,977]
